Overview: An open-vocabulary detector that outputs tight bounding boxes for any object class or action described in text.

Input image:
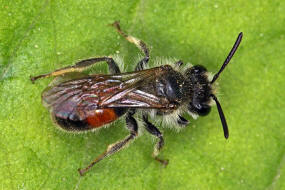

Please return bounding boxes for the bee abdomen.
[53,108,127,131]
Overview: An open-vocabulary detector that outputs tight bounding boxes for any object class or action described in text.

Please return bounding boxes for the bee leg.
[110,21,149,71]
[175,60,184,67]
[30,57,120,83]
[78,111,138,176]
[143,115,169,166]
[177,115,189,126]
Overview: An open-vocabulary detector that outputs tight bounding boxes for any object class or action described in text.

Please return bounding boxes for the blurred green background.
[0,0,284,189]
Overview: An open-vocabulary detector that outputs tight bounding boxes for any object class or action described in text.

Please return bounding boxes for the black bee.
[31,21,243,176]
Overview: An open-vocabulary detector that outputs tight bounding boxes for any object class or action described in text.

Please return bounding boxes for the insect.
[31,21,243,176]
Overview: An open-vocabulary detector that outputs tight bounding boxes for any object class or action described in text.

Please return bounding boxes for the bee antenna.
[210,94,229,139]
[211,32,243,84]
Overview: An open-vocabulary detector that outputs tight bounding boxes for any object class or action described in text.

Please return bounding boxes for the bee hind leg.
[78,111,138,176]
[143,115,169,166]
[110,21,149,71]
[30,56,120,83]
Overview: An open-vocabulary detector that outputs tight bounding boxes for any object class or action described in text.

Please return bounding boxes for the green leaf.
[1,0,285,189]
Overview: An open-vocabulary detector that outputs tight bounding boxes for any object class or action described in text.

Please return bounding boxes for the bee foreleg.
[30,56,120,83]
[143,115,169,166]
[110,21,150,71]
[177,115,189,126]
[175,60,184,68]
[78,111,138,176]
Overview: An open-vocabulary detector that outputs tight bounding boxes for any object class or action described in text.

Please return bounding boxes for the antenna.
[210,94,229,139]
[211,32,243,84]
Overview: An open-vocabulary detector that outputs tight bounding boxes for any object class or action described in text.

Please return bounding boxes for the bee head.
[185,32,243,139]
[185,65,212,116]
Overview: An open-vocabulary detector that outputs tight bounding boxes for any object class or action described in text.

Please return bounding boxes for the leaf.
[1,0,285,189]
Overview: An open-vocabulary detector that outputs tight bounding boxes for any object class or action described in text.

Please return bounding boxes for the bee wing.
[101,89,174,109]
[42,67,174,121]
[42,76,101,121]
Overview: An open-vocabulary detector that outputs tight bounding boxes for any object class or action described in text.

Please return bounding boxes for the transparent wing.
[42,67,175,121]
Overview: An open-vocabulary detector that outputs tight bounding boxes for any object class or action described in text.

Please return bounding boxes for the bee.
[31,21,243,176]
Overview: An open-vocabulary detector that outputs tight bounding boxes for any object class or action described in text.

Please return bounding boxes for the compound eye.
[188,103,211,116]
[191,65,207,74]
[196,104,211,116]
